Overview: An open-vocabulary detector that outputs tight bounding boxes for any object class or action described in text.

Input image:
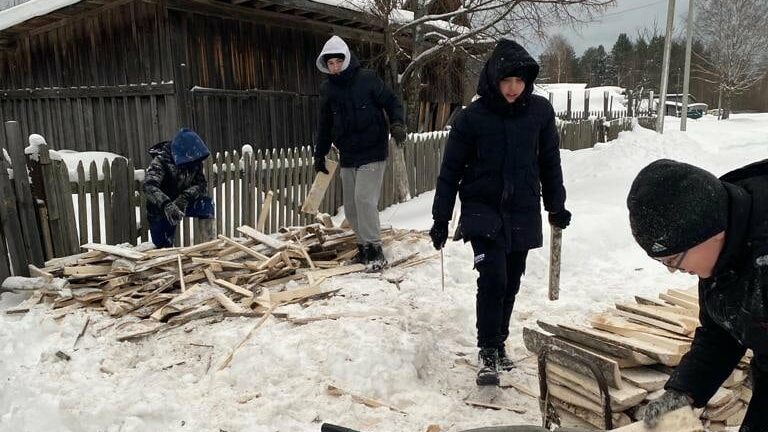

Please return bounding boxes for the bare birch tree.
[694,0,768,119]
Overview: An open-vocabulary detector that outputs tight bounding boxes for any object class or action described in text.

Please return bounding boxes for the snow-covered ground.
[1,114,766,432]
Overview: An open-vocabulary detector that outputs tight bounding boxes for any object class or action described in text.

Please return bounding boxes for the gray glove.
[164,201,185,226]
[390,123,407,147]
[643,389,693,428]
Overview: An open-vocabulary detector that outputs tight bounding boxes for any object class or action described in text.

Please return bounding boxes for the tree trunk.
[722,91,731,120]
[383,22,411,204]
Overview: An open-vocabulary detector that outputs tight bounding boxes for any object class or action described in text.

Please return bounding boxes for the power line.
[599,0,667,19]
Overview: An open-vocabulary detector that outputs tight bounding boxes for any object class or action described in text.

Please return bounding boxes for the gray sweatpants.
[340,161,386,245]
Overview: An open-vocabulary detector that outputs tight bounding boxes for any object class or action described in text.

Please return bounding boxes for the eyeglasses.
[653,250,688,273]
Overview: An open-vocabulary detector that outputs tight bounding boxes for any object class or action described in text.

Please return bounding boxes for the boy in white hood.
[314,35,406,270]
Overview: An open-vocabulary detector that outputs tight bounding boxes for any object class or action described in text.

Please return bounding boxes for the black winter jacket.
[144,141,207,221]
[665,159,768,432]
[431,39,566,251]
[314,56,405,168]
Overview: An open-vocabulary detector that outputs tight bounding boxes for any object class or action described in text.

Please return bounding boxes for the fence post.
[583,90,590,119]
[627,90,634,117]
[4,121,44,266]
[111,158,131,244]
[566,91,572,120]
[0,159,28,276]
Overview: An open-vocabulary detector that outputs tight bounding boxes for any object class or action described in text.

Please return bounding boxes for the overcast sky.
[528,0,691,57]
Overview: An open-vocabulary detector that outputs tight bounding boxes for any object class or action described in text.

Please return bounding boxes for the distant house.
[0,0,464,166]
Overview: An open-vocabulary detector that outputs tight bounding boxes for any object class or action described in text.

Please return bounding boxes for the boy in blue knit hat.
[144,128,215,248]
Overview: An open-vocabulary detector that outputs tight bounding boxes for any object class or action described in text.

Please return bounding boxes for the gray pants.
[340,161,386,245]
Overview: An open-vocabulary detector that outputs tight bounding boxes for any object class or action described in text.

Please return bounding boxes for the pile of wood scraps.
[524,287,752,431]
[2,223,431,342]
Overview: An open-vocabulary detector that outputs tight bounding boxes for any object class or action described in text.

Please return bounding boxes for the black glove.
[548,209,572,229]
[173,195,189,213]
[314,157,329,175]
[164,201,185,226]
[390,123,407,147]
[429,220,449,250]
[643,389,693,428]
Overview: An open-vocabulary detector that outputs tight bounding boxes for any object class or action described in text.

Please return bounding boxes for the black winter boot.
[476,347,500,386]
[497,344,515,371]
[347,244,368,265]
[366,244,387,272]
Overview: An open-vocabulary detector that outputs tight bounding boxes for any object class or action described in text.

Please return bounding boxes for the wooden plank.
[547,363,647,410]
[538,319,636,359]
[257,190,273,232]
[216,235,269,260]
[76,162,88,245]
[236,225,288,251]
[326,384,404,414]
[550,397,631,429]
[556,323,684,367]
[81,243,147,260]
[589,316,692,354]
[102,158,113,244]
[224,150,232,237]
[304,264,366,280]
[548,384,632,426]
[89,161,100,243]
[611,407,703,431]
[269,284,321,303]
[214,278,254,298]
[620,367,669,392]
[213,291,248,314]
[233,150,241,234]
[111,157,131,244]
[0,159,28,275]
[301,157,338,215]
[667,288,699,304]
[177,255,186,293]
[127,159,137,244]
[4,121,44,265]
[215,152,223,237]
[658,293,699,310]
[615,309,693,337]
[63,265,113,276]
[590,313,692,341]
[522,326,623,388]
[190,257,247,269]
[616,302,699,335]
[57,161,80,254]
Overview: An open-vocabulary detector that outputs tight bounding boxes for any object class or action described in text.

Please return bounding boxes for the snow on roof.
[309,0,469,33]
[0,0,81,33]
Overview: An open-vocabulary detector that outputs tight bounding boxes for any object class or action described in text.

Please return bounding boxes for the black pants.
[471,237,528,348]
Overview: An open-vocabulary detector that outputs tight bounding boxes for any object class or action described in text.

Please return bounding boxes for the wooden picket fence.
[35,133,450,252]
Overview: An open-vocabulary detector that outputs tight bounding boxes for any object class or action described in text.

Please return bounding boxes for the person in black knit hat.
[627,158,768,432]
[429,39,570,386]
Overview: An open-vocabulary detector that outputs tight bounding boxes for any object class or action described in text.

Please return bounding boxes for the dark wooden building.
[0,0,463,167]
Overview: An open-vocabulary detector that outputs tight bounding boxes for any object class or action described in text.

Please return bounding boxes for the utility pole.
[656,0,676,134]
[681,0,695,131]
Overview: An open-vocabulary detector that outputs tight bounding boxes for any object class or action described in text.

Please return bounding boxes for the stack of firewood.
[2,222,430,342]
[524,287,752,431]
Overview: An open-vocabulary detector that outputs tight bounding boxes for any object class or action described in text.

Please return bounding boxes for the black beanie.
[323,53,345,64]
[627,159,728,257]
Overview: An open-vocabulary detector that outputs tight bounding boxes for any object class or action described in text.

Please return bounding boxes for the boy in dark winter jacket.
[429,39,571,386]
[627,159,768,432]
[313,35,406,271]
[144,128,215,248]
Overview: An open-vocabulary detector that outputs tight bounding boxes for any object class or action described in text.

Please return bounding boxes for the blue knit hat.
[170,128,210,166]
